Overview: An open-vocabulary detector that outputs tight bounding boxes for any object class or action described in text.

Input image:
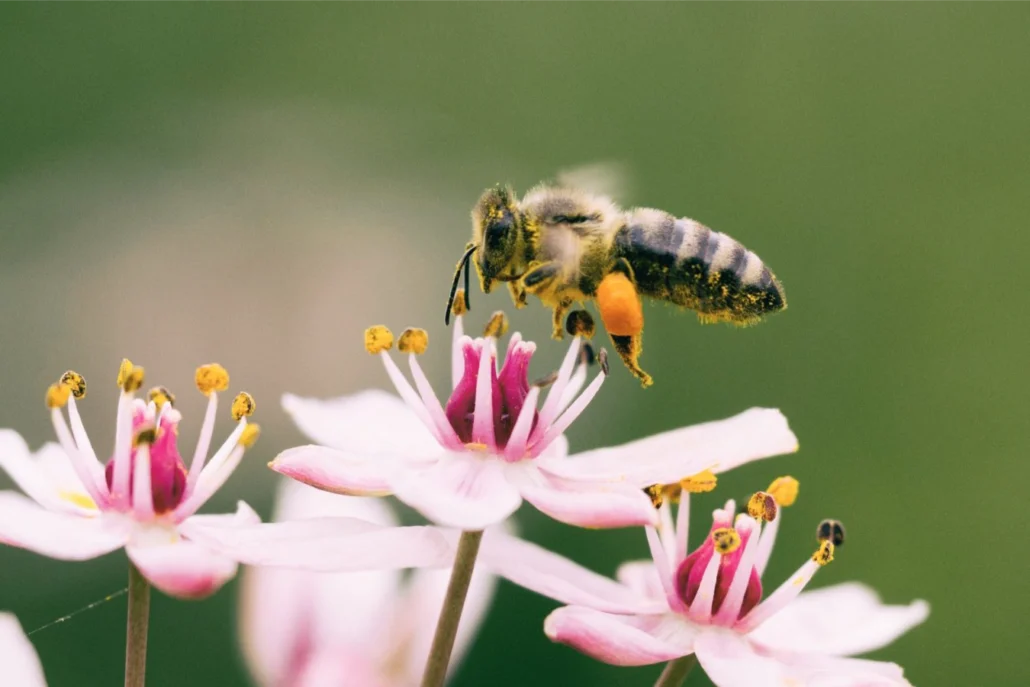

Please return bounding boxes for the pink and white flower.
[0,613,47,687]
[482,479,929,686]
[272,310,799,531]
[240,479,496,687]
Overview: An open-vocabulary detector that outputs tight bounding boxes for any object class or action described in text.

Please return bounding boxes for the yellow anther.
[46,383,71,409]
[147,386,176,407]
[133,427,157,447]
[768,476,799,507]
[452,289,468,317]
[117,358,134,388]
[60,371,87,399]
[812,540,835,566]
[117,359,145,393]
[565,310,596,338]
[681,469,718,494]
[644,484,665,508]
[483,311,509,339]
[816,519,846,547]
[238,423,261,449]
[195,363,230,396]
[712,527,741,555]
[398,328,429,355]
[747,491,778,523]
[231,392,256,421]
[364,325,394,354]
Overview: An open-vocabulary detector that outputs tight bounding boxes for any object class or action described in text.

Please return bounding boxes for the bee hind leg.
[596,271,654,388]
[609,334,653,388]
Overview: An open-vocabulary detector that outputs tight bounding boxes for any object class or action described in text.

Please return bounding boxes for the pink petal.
[516,466,659,529]
[0,613,47,687]
[0,434,95,515]
[127,539,239,599]
[616,561,668,604]
[693,629,789,686]
[775,654,911,686]
[548,408,798,487]
[544,606,697,666]
[747,582,929,657]
[182,515,453,572]
[391,455,522,529]
[0,491,127,560]
[479,532,663,614]
[282,390,440,458]
[270,445,412,497]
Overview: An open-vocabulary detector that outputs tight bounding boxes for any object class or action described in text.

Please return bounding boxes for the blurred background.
[1,4,1027,686]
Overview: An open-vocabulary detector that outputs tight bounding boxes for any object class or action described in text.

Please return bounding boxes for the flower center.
[104,402,187,514]
[675,517,763,622]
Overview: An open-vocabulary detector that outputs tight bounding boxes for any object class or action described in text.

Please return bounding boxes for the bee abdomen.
[612,211,785,323]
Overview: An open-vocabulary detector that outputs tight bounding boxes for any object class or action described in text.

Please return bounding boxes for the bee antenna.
[445,243,478,326]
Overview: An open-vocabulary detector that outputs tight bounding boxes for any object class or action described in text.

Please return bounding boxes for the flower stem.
[654,654,698,687]
[420,529,484,687]
[124,562,151,687]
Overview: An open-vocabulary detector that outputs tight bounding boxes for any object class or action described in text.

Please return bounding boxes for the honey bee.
[444,182,786,387]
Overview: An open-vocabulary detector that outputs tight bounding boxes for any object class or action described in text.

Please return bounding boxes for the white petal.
[0,491,126,560]
[549,408,798,487]
[693,629,789,687]
[616,561,667,603]
[0,613,47,687]
[182,515,453,572]
[517,471,659,529]
[127,539,239,600]
[545,606,697,666]
[747,582,929,657]
[270,445,413,497]
[479,532,664,614]
[0,433,95,515]
[282,389,440,458]
[392,455,522,530]
[272,478,398,526]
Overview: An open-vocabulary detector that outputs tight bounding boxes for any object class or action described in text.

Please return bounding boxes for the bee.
[444,182,786,387]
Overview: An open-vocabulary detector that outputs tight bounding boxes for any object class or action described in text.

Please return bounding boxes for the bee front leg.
[551,298,574,340]
[507,281,528,309]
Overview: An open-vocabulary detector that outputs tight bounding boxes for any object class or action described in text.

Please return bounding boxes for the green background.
[1,4,1026,686]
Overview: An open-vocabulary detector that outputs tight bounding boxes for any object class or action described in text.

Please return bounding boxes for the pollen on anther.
[565,310,596,338]
[46,383,71,409]
[598,349,610,375]
[364,325,394,354]
[195,363,230,396]
[768,476,799,507]
[117,359,145,393]
[452,289,468,317]
[238,423,261,449]
[816,519,846,547]
[60,371,87,399]
[231,392,256,421]
[133,427,157,447]
[644,484,664,508]
[712,527,741,555]
[812,540,835,566]
[398,328,429,355]
[483,311,509,339]
[747,491,778,523]
[681,469,717,494]
[148,386,176,407]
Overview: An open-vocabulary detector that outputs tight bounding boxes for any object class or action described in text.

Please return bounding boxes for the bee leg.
[507,281,528,309]
[596,271,653,387]
[550,298,574,340]
[522,261,560,293]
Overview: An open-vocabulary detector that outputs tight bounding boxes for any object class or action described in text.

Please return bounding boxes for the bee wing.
[554,162,632,201]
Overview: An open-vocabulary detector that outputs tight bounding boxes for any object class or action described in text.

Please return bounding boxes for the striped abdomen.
[611,208,785,324]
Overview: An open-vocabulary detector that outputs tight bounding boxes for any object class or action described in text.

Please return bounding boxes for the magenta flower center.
[444,339,536,449]
[104,409,187,513]
[675,520,763,620]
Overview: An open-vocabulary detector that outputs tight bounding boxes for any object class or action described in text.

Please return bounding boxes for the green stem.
[654,654,698,687]
[124,563,151,687]
[420,529,484,687]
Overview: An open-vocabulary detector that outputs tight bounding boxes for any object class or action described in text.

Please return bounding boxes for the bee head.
[472,185,522,292]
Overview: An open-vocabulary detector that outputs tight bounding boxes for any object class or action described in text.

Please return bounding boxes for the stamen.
[187,373,220,492]
[687,550,722,622]
[532,371,560,388]
[147,386,176,407]
[737,538,835,632]
[813,540,835,565]
[117,359,145,393]
[675,490,691,564]
[532,337,582,443]
[483,311,509,339]
[451,289,468,318]
[173,426,248,520]
[645,484,664,508]
[536,360,606,452]
[379,346,443,443]
[45,384,70,409]
[231,392,256,421]
[747,492,778,523]
[503,386,540,461]
[398,327,429,355]
[194,363,229,396]
[714,518,761,625]
[658,500,677,564]
[49,406,107,507]
[470,339,496,448]
[711,527,741,555]
[238,423,261,449]
[60,371,87,399]
[768,476,799,507]
[646,526,687,612]
[451,307,465,390]
[131,443,155,520]
[565,310,596,338]
[111,384,134,507]
[597,349,609,376]
[681,469,718,494]
[407,353,462,449]
[816,519,846,548]
[66,396,101,480]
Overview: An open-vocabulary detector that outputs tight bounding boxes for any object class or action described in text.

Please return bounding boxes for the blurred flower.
[0,360,263,599]
[240,480,495,687]
[272,308,798,530]
[483,478,929,686]
[0,613,46,687]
